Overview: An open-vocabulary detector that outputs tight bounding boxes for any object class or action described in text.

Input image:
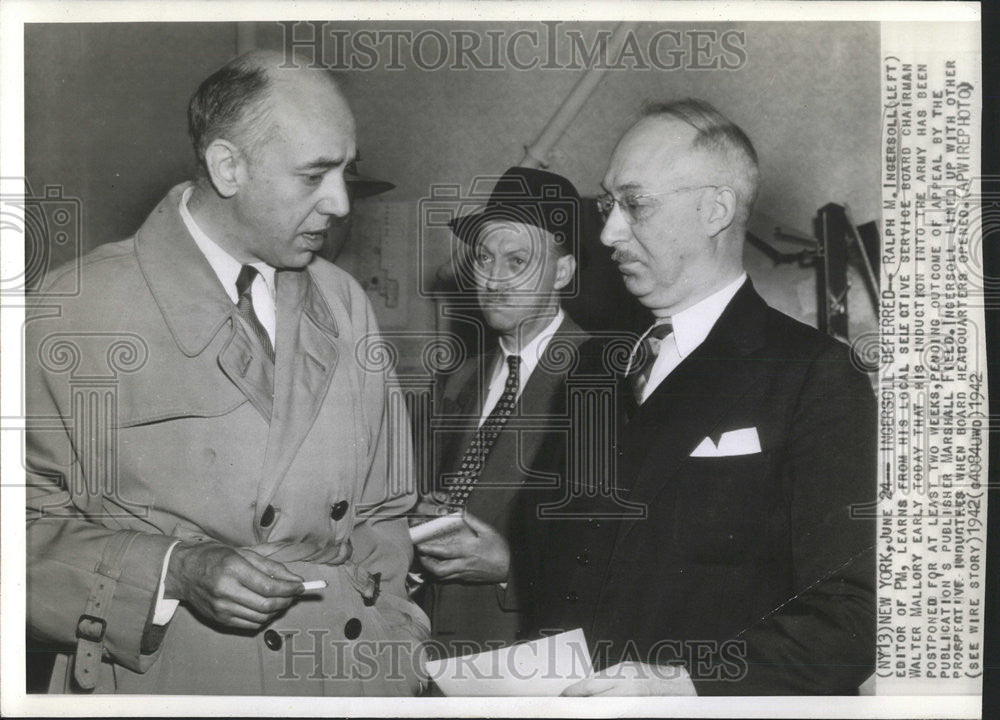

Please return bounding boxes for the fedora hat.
[345,158,395,199]
[448,166,585,265]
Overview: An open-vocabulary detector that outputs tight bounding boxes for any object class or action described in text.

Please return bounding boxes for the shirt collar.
[179,185,275,302]
[669,272,747,358]
[498,307,565,378]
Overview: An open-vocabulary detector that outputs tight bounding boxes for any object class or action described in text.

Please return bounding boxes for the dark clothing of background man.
[530,100,876,697]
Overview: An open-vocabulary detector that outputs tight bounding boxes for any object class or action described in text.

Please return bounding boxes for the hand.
[561,661,697,696]
[165,541,305,630]
[409,491,452,527]
[416,512,510,583]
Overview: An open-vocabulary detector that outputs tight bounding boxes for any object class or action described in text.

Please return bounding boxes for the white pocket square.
[690,427,762,457]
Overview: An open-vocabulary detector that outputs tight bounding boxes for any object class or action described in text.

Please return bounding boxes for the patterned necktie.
[630,321,673,403]
[445,354,522,510]
[235,264,275,364]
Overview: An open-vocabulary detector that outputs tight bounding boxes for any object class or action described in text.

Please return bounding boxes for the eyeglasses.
[596,185,718,224]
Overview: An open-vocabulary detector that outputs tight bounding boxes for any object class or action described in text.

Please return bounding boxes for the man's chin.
[481,308,512,329]
[621,273,650,298]
[273,250,318,269]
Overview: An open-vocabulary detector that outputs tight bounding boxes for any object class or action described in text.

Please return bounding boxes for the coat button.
[564,591,579,603]
[260,505,276,528]
[576,552,589,566]
[344,617,362,640]
[263,629,282,651]
[330,500,349,521]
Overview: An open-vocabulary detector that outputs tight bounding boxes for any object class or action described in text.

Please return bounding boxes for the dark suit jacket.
[526,280,877,695]
[420,315,588,657]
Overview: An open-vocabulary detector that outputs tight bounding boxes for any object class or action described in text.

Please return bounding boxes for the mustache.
[611,248,641,264]
[478,291,540,305]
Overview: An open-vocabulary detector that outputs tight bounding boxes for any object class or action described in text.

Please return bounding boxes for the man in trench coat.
[25,51,428,695]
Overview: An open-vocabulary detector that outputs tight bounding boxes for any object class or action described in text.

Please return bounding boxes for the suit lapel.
[255,268,341,509]
[443,350,496,460]
[614,282,769,542]
[466,318,584,523]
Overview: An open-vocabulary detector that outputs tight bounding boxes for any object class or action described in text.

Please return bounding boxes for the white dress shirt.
[479,309,565,426]
[179,185,277,345]
[633,273,747,404]
[152,187,281,625]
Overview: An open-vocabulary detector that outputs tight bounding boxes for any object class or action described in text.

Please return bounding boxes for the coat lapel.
[255,268,341,509]
[434,351,497,490]
[465,317,585,522]
[135,183,235,356]
[614,281,769,541]
[136,182,273,417]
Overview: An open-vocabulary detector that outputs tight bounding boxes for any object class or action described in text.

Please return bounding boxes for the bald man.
[25,51,428,695]
[528,100,876,695]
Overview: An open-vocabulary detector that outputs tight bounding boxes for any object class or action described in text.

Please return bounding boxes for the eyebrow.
[296,156,352,172]
[599,181,643,194]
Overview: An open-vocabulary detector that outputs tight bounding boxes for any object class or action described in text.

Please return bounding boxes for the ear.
[553,253,577,291]
[203,139,246,199]
[702,185,738,237]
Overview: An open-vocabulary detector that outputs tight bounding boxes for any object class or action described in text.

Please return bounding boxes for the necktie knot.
[506,354,522,375]
[632,321,672,372]
[648,321,673,342]
[631,320,672,403]
[233,264,275,365]
[236,264,259,302]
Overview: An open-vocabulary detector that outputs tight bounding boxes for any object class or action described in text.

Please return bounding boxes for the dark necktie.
[235,264,275,364]
[445,354,522,510]
[630,321,673,403]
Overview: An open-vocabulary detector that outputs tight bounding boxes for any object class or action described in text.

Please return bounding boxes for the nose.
[599,203,630,247]
[315,174,351,218]
[482,264,509,292]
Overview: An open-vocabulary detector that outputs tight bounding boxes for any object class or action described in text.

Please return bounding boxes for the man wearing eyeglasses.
[528,99,876,695]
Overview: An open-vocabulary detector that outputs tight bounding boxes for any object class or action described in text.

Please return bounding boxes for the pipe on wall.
[519,21,640,169]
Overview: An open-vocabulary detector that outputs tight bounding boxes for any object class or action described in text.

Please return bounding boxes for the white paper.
[425,628,593,696]
[409,511,467,544]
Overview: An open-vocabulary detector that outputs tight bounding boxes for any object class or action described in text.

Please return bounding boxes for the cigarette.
[302,580,327,591]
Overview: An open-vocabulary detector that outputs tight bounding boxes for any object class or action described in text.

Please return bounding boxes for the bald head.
[639,99,759,228]
[600,99,756,314]
[188,50,351,175]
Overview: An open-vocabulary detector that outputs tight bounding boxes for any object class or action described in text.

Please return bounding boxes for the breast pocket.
[672,451,776,566]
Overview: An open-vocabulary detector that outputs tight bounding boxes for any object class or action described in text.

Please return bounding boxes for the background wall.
[25,21,880,343]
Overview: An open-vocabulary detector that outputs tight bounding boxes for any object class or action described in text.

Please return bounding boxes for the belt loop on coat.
[74,530,140,690]
[343,561,381,607]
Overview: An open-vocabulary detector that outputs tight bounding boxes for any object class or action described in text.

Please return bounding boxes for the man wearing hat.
[413,166,590,659]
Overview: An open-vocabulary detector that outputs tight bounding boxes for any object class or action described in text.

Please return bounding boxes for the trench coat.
[25,183,429,695]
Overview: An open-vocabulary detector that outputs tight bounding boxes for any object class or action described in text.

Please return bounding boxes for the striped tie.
[445,354,522,510]
[235,264,275,364]
[630,321,673,402]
